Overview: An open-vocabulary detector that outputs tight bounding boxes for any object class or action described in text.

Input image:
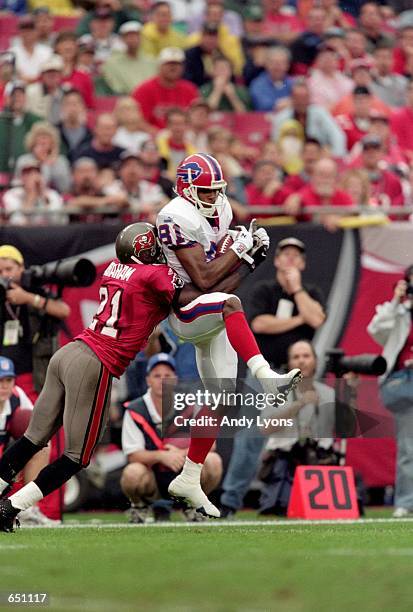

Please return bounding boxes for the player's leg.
[0,348,67,499]
[120,462,158,523]
[0,342,112,531]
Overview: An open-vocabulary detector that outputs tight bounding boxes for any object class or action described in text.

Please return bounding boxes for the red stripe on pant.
[80,367,110,466]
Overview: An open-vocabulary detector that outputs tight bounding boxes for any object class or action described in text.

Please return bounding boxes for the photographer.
[0,245,70,401]
[368,267,413,518]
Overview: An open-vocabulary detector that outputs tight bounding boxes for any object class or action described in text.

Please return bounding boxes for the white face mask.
[280,136,303,158]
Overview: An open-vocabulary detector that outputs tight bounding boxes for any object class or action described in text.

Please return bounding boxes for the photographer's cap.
[0,245,24,265]
[0,357,16,379]
[146,353,176,375]
[276,237,306,254]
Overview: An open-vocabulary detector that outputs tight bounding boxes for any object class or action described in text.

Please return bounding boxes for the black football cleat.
[0,498,20,533]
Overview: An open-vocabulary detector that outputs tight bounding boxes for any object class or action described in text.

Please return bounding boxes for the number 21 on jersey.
[89,286,123,338]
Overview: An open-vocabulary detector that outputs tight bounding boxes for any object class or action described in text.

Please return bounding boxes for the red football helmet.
[175,153,227,218]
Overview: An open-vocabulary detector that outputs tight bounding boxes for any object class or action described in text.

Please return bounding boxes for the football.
[216,233,234,256]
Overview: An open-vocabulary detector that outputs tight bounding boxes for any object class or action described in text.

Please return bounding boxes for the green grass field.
[1,511,413,612]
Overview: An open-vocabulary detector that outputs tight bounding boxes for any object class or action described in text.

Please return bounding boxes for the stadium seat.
[53,16,80,32]
[233,112,272,148]
[0,14,18,51]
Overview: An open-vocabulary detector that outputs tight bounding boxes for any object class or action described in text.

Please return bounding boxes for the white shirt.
[11,40,52,81]
[157,195,233,283]
[0,386,33,431]
[3,187,67,226]
[121,391,161,456]
[112,127,150,154]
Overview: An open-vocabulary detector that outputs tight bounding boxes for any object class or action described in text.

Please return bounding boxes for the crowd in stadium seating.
[1,1,413,227]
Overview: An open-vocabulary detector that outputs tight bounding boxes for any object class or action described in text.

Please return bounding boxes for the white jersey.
[156,196,233,283]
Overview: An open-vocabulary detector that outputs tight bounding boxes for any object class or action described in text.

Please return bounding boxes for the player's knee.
[223,296,242,317]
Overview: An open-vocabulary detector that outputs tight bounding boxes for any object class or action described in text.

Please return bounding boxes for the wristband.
[33,294,42,308]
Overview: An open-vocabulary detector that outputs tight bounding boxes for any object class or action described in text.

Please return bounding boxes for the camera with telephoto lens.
[0,258,96,304]
[325,348,387,377]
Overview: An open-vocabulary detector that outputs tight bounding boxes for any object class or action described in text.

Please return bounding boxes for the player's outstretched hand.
[230,225,254,264]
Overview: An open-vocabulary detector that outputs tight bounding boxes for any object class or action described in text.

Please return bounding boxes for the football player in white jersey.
[156,153,301,518]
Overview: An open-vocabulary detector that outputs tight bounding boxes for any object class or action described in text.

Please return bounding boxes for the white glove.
[252,227,270,251]
[230,225,254,264]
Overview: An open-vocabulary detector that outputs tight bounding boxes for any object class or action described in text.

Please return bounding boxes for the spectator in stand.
[249,46,293,112]
[57,89,92,164]
[0,81,41,175]
[336,85,372,152]
[156,108,196,180]
[278,137,324,199]
[201,56,250,112]
[33,7,55,48]
[332,59,389,117]
[73,113,125,170]
[357,134,405,209]
[168,0,205,31]
[101,21,158,95]
[359,2,394,52]
[3,160,66,226]
[275,119,306,176]
[245,160,285,217]
[285,158,354,229]
[103,151,167,223]
[133,47,198,130]
[113,97,151,154]
[241,6,270,86]
[80,8,124,67]
[320,0,355,30]
[0,54,14,111]
[391,80,413,162]
[30,0,77,17]
[139,139,175,199]
[54,32,95,110]
[340,168,372,208]
[10,14,52,83]
[188,0,243,37]
[65,157,127,223]
[25,55,65,125]
[290,6,327,75]
[307,43,353,111]
[187,99,211,151]
[76,0,141,37]
[371,41,408,108]
[344,27,371,65]
[349,108,408,174]
[262,0,304,45]
[184,23,223,87]
[15,121,71,193]
[271,79,346,158]
[207,126,245,192]
[141,1,187,58]
[393,19,413,78]
[188,1,245,77]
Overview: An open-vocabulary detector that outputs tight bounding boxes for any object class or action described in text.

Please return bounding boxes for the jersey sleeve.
[157,210,198,251]
[150,266,184,303]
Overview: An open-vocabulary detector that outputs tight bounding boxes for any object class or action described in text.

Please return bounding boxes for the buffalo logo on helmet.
[176,161,202,183]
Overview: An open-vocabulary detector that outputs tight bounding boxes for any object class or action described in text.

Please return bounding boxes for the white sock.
[0,477,10,495]
[181,457,202,483]
[247,355,277,379]
[9,482,44,511]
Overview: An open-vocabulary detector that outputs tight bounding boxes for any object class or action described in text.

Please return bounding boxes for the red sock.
[225,311,261,363]
[187,407,222,464]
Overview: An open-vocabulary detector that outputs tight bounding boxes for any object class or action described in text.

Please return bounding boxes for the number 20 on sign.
[287,466,359,519]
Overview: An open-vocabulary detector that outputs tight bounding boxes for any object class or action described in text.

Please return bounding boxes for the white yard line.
[16,517,413,529]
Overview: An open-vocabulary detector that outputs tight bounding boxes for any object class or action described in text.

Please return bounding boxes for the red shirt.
[262,13,304,36]
[368,169,405,209]
[77,260,181,377]
[245,183,286,218]
[297,184,353,220]
[336,114,369,151]
[62,69,95,109]
[396,322,413,370]
[132,77,198,129]
[391,107,413,154]
[393,47,407,75]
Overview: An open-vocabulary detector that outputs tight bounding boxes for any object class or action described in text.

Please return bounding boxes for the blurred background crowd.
[1,0,413,228]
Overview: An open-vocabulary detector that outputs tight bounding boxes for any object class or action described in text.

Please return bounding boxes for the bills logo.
[176,161,202,182]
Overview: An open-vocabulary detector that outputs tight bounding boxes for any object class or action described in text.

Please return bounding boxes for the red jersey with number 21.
[77,260,182,377]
